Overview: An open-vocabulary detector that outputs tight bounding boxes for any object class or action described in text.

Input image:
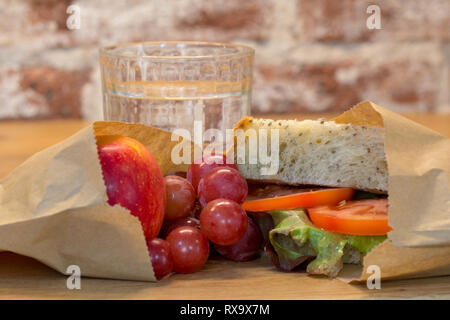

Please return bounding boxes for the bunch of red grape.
[147,154,263,280]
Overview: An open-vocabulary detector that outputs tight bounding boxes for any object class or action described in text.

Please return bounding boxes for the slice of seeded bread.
[233,117,388,193]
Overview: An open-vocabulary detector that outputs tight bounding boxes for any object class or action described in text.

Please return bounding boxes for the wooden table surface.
[0,113,449,300]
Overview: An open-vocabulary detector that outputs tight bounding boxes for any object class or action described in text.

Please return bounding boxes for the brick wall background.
[0,0,449,120]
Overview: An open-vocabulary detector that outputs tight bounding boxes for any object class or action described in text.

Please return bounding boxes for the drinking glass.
[99,41,254,142]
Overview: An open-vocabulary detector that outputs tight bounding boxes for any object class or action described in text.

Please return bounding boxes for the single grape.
[187,154,237,192]
[200,199,248,246]
[146,238,173,280]
[214,217,262,262]
[159,216,200,239]
[197,167,248,206]
[166,226,210,274]
[164,175,196,220]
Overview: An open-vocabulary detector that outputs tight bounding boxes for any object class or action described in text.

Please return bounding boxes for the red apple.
[97,135,166,239]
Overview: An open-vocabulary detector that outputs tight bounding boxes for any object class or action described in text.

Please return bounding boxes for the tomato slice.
[242,187,354,212]
[308,199,391,235]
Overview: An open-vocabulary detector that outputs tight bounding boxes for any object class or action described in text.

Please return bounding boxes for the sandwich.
[234,116,390,277]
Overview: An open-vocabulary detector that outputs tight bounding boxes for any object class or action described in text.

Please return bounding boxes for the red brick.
[22,67,91,118]
[176,0,272,41]
[252,59,441,114]
[300,0,450,42]
[0,67,91,119]
[0,0,74,48]
[29,0,73,31]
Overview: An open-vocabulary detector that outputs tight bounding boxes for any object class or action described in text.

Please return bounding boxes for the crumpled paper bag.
[0,121,190,281]
[334,101,450,282]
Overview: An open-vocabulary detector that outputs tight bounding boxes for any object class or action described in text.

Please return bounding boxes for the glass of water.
[99,41,254,142]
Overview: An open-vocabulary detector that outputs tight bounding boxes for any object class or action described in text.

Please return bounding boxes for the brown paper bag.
[0,101,448,282]
[0,122,190,281]
[334,101,450,282]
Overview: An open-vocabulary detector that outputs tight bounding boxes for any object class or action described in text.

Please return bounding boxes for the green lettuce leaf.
[267,209,386,277]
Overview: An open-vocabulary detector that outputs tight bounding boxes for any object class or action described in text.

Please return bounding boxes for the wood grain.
[0,120,89,180]
[0,113,449,300]
[0,253,449,300]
